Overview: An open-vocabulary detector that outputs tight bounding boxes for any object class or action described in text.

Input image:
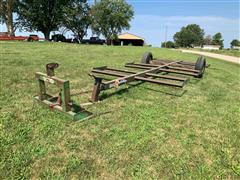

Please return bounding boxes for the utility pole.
[164,26,168,48]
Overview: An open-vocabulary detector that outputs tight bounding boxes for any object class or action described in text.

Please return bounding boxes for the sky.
[0,0,239,47]
[128,0,239,47]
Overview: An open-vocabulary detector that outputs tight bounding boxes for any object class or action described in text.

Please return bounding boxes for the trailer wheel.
[27,37,33,42]
[53,36,58,42]
[141,52,153,64]
[195,56,206,78]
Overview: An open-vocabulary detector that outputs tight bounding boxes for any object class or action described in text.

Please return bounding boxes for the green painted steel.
[35,72,92,121]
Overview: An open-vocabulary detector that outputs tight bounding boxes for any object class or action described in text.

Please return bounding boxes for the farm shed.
[113,33,144,46]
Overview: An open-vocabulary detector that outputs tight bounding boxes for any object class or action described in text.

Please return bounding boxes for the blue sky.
[128,0,239,47]
[0,0,239,47]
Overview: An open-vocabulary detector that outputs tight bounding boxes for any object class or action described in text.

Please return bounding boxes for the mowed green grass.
[0,41,240,179]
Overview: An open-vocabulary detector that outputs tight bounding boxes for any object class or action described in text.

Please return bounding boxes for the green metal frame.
[34,72,92,120]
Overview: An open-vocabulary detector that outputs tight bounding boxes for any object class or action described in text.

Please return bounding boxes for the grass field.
[1,42,240,179]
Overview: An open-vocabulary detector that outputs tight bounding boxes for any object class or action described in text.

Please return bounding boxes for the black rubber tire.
[195,56,206,78]
[53,37,58,42]
[27,37,33,42]
[141,52,153,64]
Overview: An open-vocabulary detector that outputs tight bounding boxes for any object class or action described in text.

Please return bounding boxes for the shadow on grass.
[74,110,116,123]
[71,90,92,97]
[188,78,201,85]
[208,67,221,70]
[138,86,187,97]
[99,81,145,101]
[99,80,187,100]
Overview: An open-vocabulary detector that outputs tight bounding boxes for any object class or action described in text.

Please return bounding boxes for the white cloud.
[128,15,240,47]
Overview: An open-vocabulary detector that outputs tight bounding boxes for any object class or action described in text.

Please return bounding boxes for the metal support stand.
[34,63,92,120]
[90,74,103,102]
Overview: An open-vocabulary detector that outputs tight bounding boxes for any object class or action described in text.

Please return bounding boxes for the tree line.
[162,24,239,49]
[0,0,134,43]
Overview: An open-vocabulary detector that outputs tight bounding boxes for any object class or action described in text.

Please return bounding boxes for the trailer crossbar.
[125,64,151,70]
[92,69,127,77]
[167,66,200,73]
[157,68,198,76]
[126,62,199,73]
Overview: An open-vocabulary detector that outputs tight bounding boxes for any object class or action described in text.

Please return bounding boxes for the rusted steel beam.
[146,73,188,81]
[106,67,137,74]
[91,77,102,102]
[129,62,197,73]
[125,64,152,70]
[92,69,127,77]
[154,59,196,66]
[125,62,199,74]
[152,60,196,69]
[132,63,159,68]
[167,66,200,73]
[135,76,184,87]
[157,68,198,76]
[93,65,140,73]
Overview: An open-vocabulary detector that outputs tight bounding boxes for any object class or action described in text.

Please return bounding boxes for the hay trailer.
[90,52,207,102]
[34,52,207,120]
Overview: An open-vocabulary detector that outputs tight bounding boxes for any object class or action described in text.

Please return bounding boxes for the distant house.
[113,33,144,46]
[0,32,9,36]
[232,46,240,50]
[202,45,220,50]
[193,46,202,49]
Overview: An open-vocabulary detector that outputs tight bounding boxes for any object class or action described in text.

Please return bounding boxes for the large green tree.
[230,39,240,48]
[91,0,134,44]
[212,32,224,48]
[16,0,69,40]
[0,0,17,36]
[173,24,205,47]
[161,41,175,48]
[62,0,91,42]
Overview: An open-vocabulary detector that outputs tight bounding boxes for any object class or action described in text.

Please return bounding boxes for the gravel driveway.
[181,49,240,64]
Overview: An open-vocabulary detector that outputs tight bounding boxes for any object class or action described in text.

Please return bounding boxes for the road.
[181,49,240,64]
